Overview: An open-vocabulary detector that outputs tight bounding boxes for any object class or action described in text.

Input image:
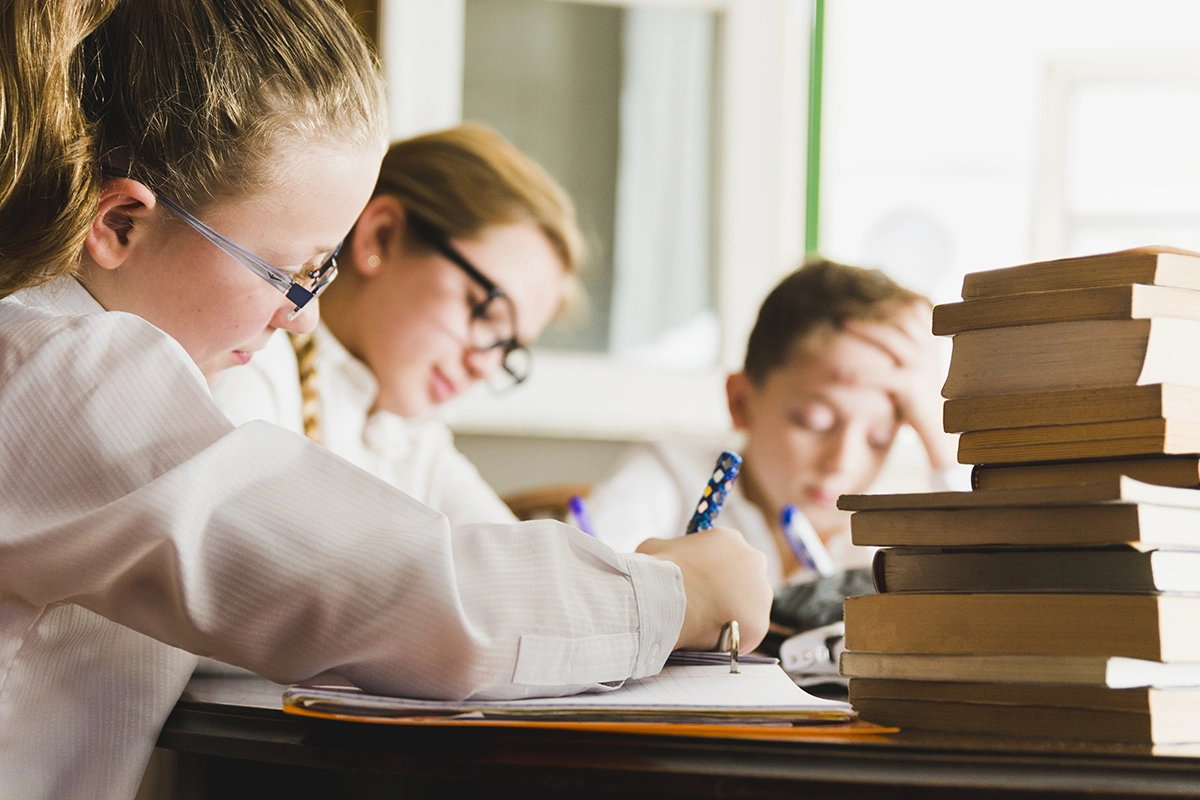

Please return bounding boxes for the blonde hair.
[0,0,386,298]
[368,124,585,278]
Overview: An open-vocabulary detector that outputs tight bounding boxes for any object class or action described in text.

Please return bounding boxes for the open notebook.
[283,657,853,727]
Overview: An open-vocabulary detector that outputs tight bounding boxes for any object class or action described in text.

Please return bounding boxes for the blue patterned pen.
[685,451,743,533]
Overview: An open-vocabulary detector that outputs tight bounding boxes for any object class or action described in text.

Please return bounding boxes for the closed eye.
[868,428,898,451]
[789,403,836,433]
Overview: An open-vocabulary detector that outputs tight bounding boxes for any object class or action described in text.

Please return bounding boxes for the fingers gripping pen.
[685,451,743,534]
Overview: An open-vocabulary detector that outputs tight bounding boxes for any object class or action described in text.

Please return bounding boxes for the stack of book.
[839,246,1200,745]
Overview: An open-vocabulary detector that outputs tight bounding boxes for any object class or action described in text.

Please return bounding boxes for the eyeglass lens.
[468,294,517,351]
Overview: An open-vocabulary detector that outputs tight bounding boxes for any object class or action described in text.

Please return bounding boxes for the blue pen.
[685,451,743,533]
[780,503,836,576]
[566,494,596,537]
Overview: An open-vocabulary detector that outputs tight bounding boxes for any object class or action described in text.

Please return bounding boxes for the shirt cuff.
[622,552,686,679]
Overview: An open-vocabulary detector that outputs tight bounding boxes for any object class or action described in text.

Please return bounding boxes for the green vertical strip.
[804,0,825,256]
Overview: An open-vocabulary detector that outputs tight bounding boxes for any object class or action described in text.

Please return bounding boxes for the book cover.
[934,283,1200,336]
[840,652,1200,689]
[849,503,1200,548]
[961,246,1200,300]
[943,384,1200,433]
[871,546,1200,594]
[843,593,1200,661]
[941,318,1200,399]
[971,457,1200,492]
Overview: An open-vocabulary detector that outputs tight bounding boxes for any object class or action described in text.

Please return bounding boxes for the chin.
[376,391,427,419]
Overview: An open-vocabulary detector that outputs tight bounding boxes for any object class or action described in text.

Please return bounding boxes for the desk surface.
[157,675,1200,800]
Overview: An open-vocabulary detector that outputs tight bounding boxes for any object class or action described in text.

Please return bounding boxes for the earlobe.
[84,179,158,271]
[350,195,406,277]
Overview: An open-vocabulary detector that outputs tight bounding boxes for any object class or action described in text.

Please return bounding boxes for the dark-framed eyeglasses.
[408,215,531,389]
[155,192,340,320]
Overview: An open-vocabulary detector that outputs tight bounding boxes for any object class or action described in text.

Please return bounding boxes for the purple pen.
[685,451,743,533]
[567,494,596,537]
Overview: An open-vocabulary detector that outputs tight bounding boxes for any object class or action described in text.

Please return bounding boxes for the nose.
[816,427,860,478]
[273,297,320,335]
[463,346,503,381]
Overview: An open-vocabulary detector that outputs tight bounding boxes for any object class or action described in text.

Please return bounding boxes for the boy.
[588,259,968,587]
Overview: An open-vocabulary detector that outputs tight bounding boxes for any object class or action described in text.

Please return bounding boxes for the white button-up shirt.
[587,440,971,587]
[0,280,684,799]
[210,323,515,527]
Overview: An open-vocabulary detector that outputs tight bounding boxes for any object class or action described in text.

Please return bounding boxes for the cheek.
[760,427,823,480]
[365,305,453,378]
[848,440,891,489]
[222,293,278,338]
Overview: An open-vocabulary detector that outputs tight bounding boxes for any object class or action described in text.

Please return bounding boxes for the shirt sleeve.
[587,443,688,552]
[208,328,302,431]
[0,312,684,701]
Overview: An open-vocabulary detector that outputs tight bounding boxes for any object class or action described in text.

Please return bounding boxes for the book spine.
[870,548,888,594]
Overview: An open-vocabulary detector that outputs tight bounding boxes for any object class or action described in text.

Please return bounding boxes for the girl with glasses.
[0,2,771,796]
[212,124,580,527]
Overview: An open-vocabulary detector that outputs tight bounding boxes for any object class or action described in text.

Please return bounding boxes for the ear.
[84,178,157,271]
[726,371,754,430]
[349,195,407,278]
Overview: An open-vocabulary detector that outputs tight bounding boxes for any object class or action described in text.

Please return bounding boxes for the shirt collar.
[311,321,379,408]
[9,277,106,316]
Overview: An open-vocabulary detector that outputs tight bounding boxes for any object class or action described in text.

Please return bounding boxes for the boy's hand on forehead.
[836,301,936,385]
[838,300,957,470]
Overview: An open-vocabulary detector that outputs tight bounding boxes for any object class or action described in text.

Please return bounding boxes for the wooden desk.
[155,675,1200,799]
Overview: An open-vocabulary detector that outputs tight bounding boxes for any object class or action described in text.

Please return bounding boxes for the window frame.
[1034,53,1200,259]
[379,0,813,439]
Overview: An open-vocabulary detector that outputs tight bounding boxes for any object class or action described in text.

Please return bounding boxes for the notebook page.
[507,664,842,711]
[286,663,849,717]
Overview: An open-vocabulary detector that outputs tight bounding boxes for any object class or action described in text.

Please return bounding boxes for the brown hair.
[743,258,927,386]
[366,123,584,277]
[0,0,386,299]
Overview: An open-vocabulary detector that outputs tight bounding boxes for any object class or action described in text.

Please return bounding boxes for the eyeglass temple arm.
[155,193,300,292]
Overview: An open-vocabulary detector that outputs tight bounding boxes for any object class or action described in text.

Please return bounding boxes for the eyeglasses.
[155,192,340,320]
[408,216,531,389]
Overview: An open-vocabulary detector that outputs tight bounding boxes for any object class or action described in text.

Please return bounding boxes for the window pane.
[1067,85,1200,216]
[822,0,1200,302]
[463,0,719,367]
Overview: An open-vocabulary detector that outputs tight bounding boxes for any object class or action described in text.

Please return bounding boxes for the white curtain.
[609,7,717,367]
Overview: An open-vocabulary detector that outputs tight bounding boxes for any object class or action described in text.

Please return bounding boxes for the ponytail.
[0,0,385,300]
[0,0,118,297]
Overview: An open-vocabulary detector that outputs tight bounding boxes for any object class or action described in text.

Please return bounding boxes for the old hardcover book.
[843,593,1200,661]
[848,678,1200,744]
[871,546,1200,594]
[850,504,1200,549]
[971,457,1200,492]
[943,384,1200,433]
[956,418,1200,464]
[941,318,1200,399]
[840,652,1200,688]
[838,475,1200,512]
[960,246,1200,300]
[933,284,1200,336]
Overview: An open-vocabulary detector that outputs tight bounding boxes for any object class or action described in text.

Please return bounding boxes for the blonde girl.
[0,1,770,796]
[214,124,582,525]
